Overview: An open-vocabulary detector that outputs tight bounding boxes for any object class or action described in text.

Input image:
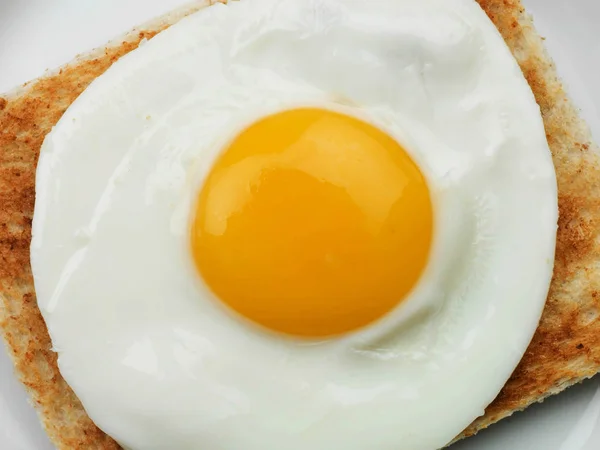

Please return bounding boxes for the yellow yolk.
[191,108,433,337]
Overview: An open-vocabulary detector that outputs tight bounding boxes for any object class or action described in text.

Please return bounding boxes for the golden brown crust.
[458,0,600,440]
[0,4,212,447]
[0,30,166,450]
[0,0,598,448]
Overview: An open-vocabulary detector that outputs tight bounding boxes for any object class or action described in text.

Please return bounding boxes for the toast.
[1,1,599,448]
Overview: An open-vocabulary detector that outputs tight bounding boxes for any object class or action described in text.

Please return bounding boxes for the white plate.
[0,1,599,449]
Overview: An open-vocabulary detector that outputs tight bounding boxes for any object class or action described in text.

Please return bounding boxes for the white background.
[0,1,599,449]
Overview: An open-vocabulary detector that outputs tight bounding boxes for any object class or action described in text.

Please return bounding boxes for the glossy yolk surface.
[191,108,433,337]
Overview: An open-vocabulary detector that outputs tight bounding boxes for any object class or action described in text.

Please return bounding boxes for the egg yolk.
[191,108,433,337]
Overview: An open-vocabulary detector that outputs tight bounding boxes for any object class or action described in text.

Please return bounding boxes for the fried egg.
[31,0,558,449]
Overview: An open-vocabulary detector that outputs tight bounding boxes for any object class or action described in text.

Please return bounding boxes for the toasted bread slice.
[1,1,599,448]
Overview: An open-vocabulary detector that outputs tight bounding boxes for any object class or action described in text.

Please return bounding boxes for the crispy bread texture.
[1,1,599,448]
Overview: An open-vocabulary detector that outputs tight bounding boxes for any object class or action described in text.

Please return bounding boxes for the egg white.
[31,0,557,449]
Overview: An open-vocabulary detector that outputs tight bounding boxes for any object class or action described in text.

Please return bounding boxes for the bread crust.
[457,0,600,440]
[0,1,598,448]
